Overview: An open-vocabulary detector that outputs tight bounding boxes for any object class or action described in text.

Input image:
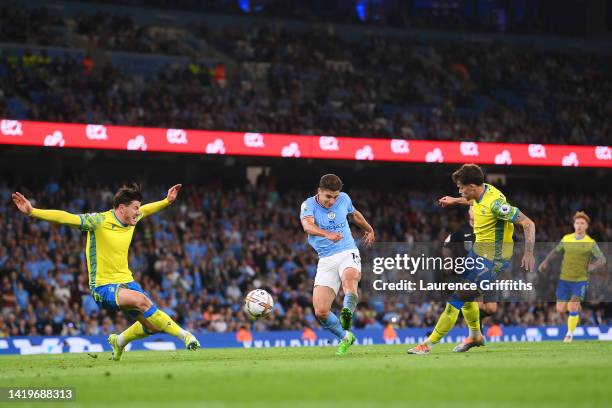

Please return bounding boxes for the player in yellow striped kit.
[538,211,606,342]
[12,183,199,360]
[408,164,536,355]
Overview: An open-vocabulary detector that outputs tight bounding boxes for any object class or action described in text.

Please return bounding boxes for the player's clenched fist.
[325,231,343,242]
[362,231,375,246]
[438,196,456,207]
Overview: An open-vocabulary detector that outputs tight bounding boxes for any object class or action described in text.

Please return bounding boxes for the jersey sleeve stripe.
[88,232,97,289]
[510,209,519,222]
[494,219,505,261]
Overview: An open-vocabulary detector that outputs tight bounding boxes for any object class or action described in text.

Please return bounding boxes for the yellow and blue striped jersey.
[470,183,519,260]
[555,233,603,282]
[81,210,139,288]
[30,199,169,288]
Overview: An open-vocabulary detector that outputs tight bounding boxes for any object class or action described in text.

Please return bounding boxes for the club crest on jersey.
[327,211,336,220]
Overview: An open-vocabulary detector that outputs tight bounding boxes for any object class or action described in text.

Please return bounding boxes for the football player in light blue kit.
[300,174,375,355]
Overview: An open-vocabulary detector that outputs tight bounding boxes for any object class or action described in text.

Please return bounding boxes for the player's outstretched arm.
[301,216,342,243]
[513,211,536,272]
[438,196,470,207]
[12,192,81,228]
[349,210,375,246]
[140,184,181,218]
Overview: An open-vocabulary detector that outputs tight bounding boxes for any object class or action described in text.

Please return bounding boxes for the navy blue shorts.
[462,251,510,285]
[449,251,509,308]
[556,279,587,301]
[91,281,153,317]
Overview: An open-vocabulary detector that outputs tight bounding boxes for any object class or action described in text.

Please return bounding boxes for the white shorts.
[315,249,361,294]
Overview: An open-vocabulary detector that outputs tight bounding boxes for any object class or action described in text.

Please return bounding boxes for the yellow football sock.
[567,312,579,335]
[427,303,460,345]
[145,308,188,341]
[117,322,149,347]
[462,302,481,339]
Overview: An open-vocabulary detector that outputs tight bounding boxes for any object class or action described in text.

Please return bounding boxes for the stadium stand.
[1,3,610,144]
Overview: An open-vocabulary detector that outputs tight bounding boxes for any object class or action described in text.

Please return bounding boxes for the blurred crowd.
[0,178,610,338]
[0,6,66,47]
[1,5,610,144]
[207,25,610,144]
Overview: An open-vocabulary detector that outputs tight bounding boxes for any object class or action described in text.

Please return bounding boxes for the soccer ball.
[244,289,274,319]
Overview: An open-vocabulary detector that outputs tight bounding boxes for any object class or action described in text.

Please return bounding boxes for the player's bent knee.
[137,295,153,313]
[342,274,361,285]
[314,307,330,321]
[341,270,361,290]
[342,268,360,281]
[556,303,567,314]
[567,301,580,313]
[341,280,359,293]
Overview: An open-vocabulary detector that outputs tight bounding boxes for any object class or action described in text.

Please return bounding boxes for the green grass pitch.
[1,342,611,408]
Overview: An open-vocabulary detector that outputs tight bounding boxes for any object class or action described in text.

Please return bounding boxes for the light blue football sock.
[343,293,358,313]
[319,312,347,340]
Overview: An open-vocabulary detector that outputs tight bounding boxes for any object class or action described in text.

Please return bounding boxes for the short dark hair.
[113,183,143,208]
[319,174,343,191]
[451,164,484,185]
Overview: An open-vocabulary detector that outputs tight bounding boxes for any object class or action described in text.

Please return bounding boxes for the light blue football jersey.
[300,192,357,258]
